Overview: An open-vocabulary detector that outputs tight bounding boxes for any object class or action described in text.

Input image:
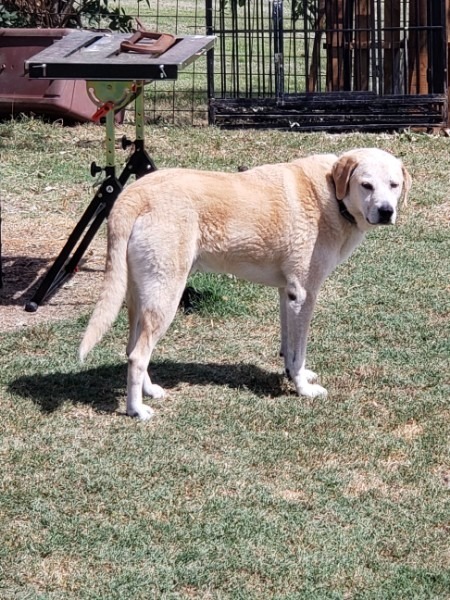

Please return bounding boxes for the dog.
[79,148,411,420]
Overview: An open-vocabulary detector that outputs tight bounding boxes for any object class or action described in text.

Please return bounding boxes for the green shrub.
[0,0,149,31]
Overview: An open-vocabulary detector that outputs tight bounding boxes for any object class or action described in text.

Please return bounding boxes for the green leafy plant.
[0,3,29,26]
[0,0,149,31]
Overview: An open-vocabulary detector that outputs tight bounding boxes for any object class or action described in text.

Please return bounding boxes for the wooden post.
[326,0,345,91]
[354,0,371,90]
[307,0,326,92]
[408,0,428,94]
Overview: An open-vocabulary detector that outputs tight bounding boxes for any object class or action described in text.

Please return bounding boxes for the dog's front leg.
[283,282,327,399]
[280,287,317,384]
[278,287,288,360]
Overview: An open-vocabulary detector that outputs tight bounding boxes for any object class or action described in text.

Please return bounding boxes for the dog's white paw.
[303,369,318,383]
[296,381,328,399]
[127,404,155,421]
[143,382,166,399]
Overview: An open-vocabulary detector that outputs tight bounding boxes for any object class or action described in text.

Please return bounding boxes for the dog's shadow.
[9,360,288,415]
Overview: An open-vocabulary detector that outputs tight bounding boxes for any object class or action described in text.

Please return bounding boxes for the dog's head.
[332,148,412,228]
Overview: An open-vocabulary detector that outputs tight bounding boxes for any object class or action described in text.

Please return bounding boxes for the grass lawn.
[0,119,449,599]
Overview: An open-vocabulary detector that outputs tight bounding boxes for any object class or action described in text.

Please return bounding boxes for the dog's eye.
[390,182,399,189]
[361,182,374,190]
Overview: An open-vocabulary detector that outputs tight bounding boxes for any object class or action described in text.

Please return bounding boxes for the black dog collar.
[329,174,357,225]
[337,199,357,225]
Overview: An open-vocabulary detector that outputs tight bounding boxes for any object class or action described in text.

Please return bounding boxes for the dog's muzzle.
[377,205,394,224]
[367,204,395,225]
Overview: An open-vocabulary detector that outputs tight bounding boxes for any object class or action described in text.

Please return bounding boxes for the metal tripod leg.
[0,196,3,289]
[25,83,156,311]
[24,174,122,312]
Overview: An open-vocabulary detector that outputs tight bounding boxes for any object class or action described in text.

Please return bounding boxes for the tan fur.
[80,148,411,420]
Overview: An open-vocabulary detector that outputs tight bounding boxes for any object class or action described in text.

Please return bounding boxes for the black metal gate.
[206,0,447,130]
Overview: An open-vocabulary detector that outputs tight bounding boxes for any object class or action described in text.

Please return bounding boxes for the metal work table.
[23,30,214,312]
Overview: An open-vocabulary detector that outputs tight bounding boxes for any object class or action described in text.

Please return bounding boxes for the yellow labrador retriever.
[80,148,411,420]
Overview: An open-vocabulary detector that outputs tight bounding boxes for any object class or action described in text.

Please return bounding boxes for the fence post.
[447,0,450,126]
[428,0,447,94]
[205,0,215,124]
[272,0,285,103]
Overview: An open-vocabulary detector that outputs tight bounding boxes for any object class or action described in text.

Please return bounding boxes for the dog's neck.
[329,175,357,225]
[336,198,357,225]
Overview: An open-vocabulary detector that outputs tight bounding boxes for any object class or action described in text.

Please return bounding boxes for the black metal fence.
[207,0,448,130]
[117,0,211,126]
[135,0,447,130]
[8,0,446,129]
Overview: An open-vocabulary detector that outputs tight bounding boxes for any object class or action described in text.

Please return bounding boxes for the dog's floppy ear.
[332,154,359,200]
[401,165,412,207]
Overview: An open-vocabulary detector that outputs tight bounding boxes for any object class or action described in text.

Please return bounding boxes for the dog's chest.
[338,230,366,264]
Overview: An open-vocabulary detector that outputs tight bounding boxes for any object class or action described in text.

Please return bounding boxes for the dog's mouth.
[366,217,394,226]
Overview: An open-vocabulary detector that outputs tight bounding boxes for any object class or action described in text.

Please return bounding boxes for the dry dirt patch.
[0,214,105,333]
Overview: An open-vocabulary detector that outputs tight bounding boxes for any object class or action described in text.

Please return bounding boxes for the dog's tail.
[79,203,136,362]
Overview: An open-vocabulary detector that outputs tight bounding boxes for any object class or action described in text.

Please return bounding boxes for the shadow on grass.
[0,255,53,306]
[0,254,102,307]
[9,360,287,415]
[9,363,128,415]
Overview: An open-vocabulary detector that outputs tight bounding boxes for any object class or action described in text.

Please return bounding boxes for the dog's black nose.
[378,205,394,224]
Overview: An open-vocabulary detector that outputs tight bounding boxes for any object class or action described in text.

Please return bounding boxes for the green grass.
[1,119,450,598]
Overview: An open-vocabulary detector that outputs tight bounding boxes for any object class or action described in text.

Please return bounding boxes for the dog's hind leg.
[126,297,164,401]
[125,218,197,419]
[126,308,170,421]
[126,314,157,421]
[127,308,171,420]
[126,277,188,420]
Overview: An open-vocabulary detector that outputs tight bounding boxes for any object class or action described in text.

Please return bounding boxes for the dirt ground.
[0,214,106,333]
